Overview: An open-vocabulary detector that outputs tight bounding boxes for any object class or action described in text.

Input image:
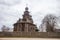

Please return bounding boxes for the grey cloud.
[0,5,20,29]
[0,0,21,6]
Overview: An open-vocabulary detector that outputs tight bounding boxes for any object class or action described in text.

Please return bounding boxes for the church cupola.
[25,7,29,11]
[24,6,30,15]
[22,6,33,23]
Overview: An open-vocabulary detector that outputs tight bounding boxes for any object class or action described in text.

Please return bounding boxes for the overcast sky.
[0,0,60,30]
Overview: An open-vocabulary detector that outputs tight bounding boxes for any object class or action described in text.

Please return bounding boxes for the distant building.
[13,7,37,32]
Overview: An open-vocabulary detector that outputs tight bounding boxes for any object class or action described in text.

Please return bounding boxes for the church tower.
[13,6,37,32]
[22,7,33,23]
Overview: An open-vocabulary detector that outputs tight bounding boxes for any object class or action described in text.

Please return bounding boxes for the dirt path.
[0,38,60,40]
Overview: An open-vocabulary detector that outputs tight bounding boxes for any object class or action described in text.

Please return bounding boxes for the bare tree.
[1,25,10,32]
[41,14,57,32]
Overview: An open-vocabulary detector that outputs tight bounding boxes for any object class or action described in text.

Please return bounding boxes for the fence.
[0,32,60,38]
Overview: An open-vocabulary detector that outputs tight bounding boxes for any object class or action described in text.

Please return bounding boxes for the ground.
[0,38,60,40]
